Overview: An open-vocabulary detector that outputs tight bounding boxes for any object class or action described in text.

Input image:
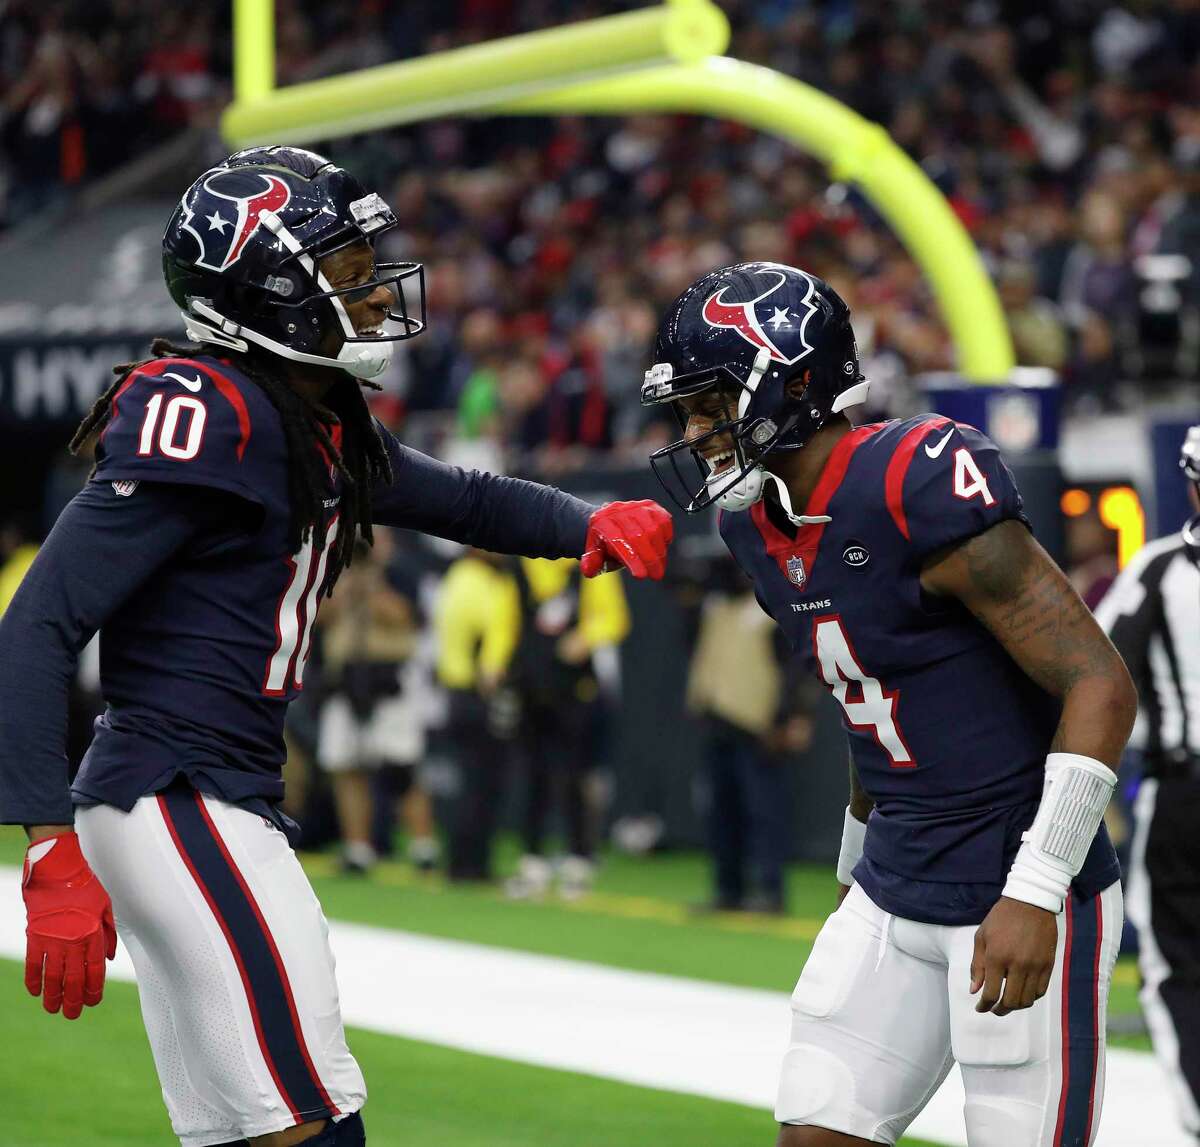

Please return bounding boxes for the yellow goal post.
[223,0,1014,381]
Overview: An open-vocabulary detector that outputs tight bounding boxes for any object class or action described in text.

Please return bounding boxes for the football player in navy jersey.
[642,262,1136,1147]
[0,146,672,1147]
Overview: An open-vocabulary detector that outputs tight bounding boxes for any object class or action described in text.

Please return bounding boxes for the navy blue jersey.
[72,354,342,815]
[720,416,1119,925]
[0,354,593,832]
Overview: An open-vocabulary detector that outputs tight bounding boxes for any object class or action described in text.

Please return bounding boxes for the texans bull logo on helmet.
[179,170,292,273]
[700,265,820,366]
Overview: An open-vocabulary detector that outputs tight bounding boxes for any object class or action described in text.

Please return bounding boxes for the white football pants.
[77,789,365,1147]
[776,881,1123,1146]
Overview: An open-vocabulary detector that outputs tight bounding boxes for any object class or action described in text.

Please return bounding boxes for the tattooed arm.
[923,519,1135,1016]
[920,519,1136,768]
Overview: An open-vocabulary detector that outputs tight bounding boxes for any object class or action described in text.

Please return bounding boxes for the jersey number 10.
[813,616,915,767]
[137,393,207,461]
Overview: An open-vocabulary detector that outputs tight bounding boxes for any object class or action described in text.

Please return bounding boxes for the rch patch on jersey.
[843,541,870,567]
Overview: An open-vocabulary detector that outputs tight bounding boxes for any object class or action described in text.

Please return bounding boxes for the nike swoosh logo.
[164,371,203,393]
[924,429,954,459]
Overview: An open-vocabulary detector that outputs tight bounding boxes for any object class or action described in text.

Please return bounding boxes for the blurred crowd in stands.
[2,0,1199,447]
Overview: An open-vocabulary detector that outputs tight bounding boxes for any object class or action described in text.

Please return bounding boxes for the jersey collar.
[751,423,883,586]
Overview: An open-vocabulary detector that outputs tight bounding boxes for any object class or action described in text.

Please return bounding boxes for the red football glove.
[22,831,117,1019]
[580,500,674,580]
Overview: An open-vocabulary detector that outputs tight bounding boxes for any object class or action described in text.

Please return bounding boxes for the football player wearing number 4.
[642,262,1136,1147]
[0,147,672,1147]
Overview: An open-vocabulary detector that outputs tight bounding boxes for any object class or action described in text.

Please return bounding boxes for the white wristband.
[837,806,868,886]
[1002,752,1117,914]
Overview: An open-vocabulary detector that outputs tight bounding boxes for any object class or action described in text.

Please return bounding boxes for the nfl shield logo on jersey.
[786,555,807,588]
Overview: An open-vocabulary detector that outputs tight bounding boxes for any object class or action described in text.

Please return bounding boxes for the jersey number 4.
[264,518,340,696]
[952,448,996,506]
[813,616,914,767]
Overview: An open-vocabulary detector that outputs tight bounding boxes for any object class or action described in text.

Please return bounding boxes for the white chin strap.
[708,465,831,526]
[182,207,394,381]
[184,301,393,380]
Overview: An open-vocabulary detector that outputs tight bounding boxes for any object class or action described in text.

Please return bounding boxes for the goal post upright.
[232,0,275,105]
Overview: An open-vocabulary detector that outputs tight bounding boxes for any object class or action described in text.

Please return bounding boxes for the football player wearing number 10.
[0,146,672,1147]
[642,262,1137,1147]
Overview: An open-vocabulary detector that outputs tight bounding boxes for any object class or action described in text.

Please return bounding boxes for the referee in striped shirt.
[1096,424,1200,1138]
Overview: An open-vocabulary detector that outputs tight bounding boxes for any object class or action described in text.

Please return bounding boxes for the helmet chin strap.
[762,470,832,526]
[184,301,393,380]
[710,466,831,526]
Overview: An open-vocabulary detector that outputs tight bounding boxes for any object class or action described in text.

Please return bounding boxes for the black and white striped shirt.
[1096,524,1200,770]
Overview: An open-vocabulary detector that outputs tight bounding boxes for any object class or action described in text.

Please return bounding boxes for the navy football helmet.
[163,145,425,380]
[641,262,868,522]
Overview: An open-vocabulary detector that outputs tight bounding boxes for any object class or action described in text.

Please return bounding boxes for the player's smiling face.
[317,240,393,350]
[678,384,741,476]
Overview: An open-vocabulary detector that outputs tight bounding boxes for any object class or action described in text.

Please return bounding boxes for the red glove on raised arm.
[580,500,674,580]
[22,832,117,1020]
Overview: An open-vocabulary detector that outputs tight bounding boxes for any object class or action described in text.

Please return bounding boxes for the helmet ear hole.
[785,369,812,400]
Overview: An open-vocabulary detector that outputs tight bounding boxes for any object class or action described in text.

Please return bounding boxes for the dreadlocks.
[71,337,393,591]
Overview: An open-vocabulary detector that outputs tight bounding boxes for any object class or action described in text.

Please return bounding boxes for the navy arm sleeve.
[92,356,265,509]
[371,423,594,559]
[897,420,1030,561]
[0,481,219,825]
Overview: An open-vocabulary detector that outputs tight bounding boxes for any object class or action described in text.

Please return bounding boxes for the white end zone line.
[0,867,1187,1146]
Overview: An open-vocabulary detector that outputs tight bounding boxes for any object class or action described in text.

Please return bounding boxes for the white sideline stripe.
[0,866,1189,1146]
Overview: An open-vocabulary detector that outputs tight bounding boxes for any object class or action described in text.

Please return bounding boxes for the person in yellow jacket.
[435,548,522,881]
[505,556,630,900]
[0,525,39,618]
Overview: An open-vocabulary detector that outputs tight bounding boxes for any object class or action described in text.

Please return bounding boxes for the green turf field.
[0,826,1147,1144]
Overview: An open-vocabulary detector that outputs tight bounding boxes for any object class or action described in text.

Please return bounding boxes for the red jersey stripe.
[883,415,951,540]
